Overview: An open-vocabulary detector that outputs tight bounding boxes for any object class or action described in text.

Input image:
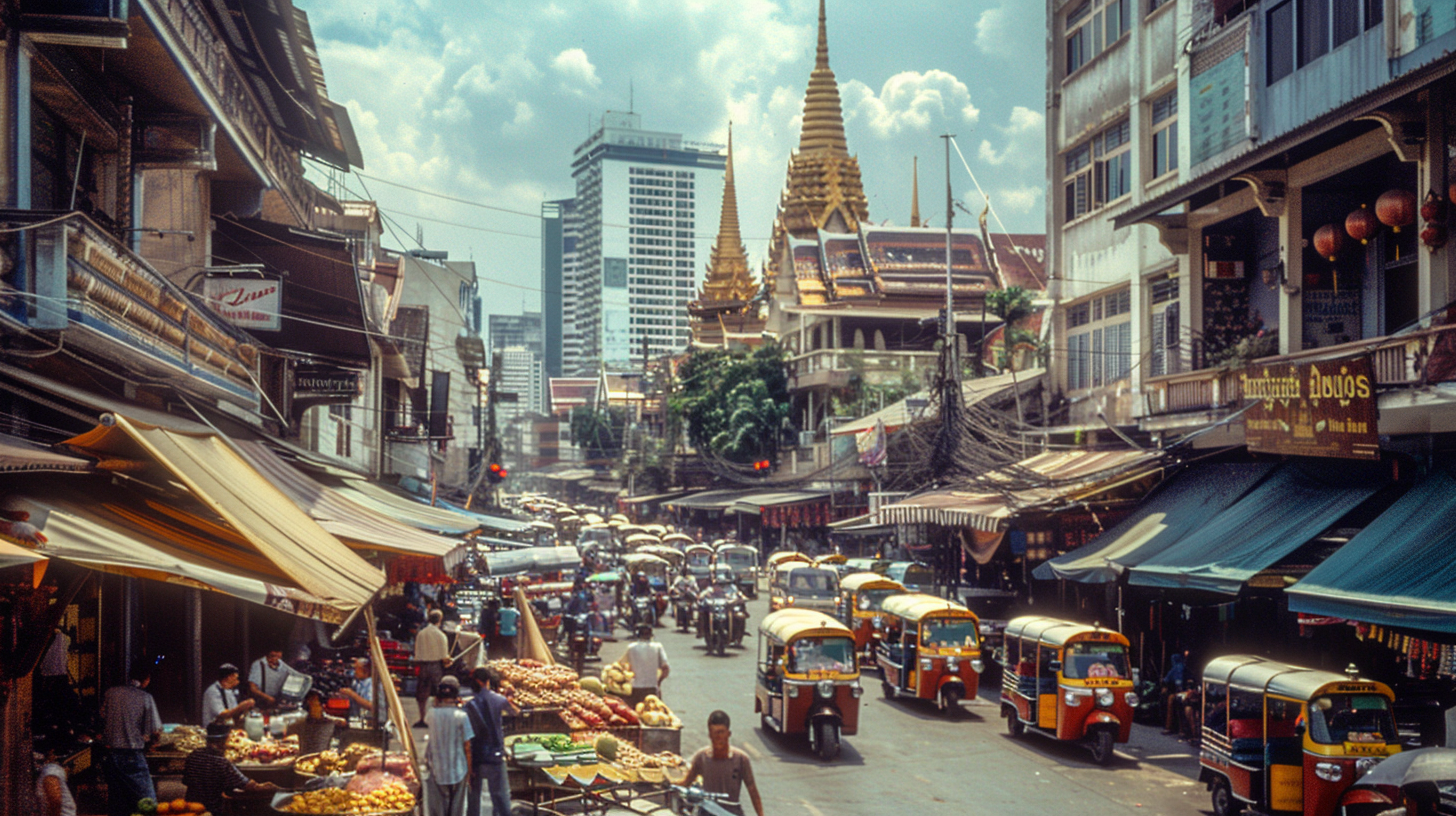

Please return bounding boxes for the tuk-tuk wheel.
[1210,777,1242,816]
[1090,729,1116,765]
[1005,709,1024,737]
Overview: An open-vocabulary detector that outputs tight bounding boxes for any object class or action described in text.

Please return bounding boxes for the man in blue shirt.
[465,667,518,816]
[496,604,519,660]
[337,657,376,724]
[424,682,473,816]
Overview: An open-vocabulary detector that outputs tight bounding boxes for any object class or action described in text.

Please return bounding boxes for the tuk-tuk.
[836,572,905,662]
[844,557,888,575]
[885,561,933,591]
[684,544,715,586]
[715,543,760,598]
[814,553,848,576]
[621,553,671,625]
[769,563,840,614]
[635,544,684,569]
[754,608,863,761]
[1000,616,1136,765]
[1199,655,1400,816]
[875,593,983,713]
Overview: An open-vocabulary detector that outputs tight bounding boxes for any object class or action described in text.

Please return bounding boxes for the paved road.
[596,592,1213,816]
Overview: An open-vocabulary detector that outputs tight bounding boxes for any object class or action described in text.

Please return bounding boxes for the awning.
[5,479,343,620]
[62,414,383,615]
[1127,461,1387,594]
[233,441,468,568]
[331,479,483,536]
[832,368,1046,436]
[877,449,1163,531]
[728,491,830,515]
[432,499,534,535]
[619,490,692,506]
[479,546,582,577]
[826,513,892,534]
[1034,463,1277,583]
[1287,464,1456,633]
[667,488,775,511]
[0,433,95,473]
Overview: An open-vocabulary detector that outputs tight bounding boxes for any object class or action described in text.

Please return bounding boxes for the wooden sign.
[1240,355,1380,460]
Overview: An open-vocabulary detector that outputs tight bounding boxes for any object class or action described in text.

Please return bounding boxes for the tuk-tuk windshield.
[1307,694,1397,745]
[788,637,856,674]
[787,570,836,597]
[856,588,901,612]
[921,617,979,649]
[1062,642,1130,680]
[687,550,713,567]
[720,550,756,568]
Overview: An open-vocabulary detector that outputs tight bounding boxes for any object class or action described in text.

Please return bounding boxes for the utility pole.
[942,133,957,377]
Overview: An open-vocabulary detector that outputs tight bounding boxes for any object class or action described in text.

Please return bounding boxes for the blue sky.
[304,0,1047,317]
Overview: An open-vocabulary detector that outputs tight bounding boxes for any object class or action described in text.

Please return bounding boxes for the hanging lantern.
[1423,190,1449,223]
[1313,223,1344,262]
[1376,189,1417,233]
[1422,223,1449,250]
[1345,204,1380,244]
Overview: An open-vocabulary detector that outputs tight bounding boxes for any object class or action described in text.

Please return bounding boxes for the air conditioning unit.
[797,430,817,447]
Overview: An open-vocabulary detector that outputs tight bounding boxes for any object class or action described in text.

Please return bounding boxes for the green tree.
[671,342,792,464]
[570,405,626,463]
[986,286,1040,371]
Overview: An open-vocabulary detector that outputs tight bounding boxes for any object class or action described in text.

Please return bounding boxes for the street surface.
[595,592,1212,816]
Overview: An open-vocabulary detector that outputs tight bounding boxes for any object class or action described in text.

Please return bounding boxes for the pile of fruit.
[600,665,633,697]
[557,687,639,730]
[634,695,681,728]
[133,798,206,816]
[294,742,375,775]
[490,659,580,708]
[279,782,415,815]
[579,732,685,771]
[155,726,205,753]
[223,730,299,764]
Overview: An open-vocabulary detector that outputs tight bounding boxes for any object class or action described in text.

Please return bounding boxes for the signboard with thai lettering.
[203,275,281,331]
[292,365,360,399]
[1240,355,1379,460]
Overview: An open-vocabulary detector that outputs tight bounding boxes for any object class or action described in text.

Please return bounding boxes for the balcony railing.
[787,348,936,387]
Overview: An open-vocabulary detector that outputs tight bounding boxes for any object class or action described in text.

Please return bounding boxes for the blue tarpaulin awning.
[1287,464,1456,633]
[1034,463,1276,583]
[1126,461,1387,594]
[431,499,534,535]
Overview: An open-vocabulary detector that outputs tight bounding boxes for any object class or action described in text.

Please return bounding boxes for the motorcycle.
[628,594,656,630]
[700,598,732,656]
[559,611,593,675]
[671,591,695,633]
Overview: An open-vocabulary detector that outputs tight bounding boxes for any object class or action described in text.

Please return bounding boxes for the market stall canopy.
[433,499,533,535]
[875,449,1162,531]
[332,479,482,536]
[1287,463,1456,632]
[1127,461,1388,594]
[0,538,46,569]
[831,368,1046,437]
[667,488,776,511]
[728,490,830,515]
[235,441,467,568]
[5,478,344,620]
[478,536,534,550]
[478,546,582,576]
[0,433,95,473]
[1034,463,1277,583]
[62,415,383,615]
[618,491,691,506]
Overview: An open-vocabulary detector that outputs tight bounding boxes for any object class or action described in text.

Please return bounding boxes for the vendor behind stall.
[202,663,254,726]
[183,724,279,812]
[286,691,345,755]
[247,648,307,710]
[336,657,376,723]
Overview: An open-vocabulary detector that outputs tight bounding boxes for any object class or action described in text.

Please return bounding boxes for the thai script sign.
[203,275,281,331]
[292,365,360,399]
[1240,355,1379,460]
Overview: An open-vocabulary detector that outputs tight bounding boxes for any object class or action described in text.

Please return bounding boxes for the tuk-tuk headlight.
[1065,691,1083,707]
[919,658,933,671]
[971,659,985,674]
[872,617,884,629]
[1355,757,1381,778]
[1124,691,1139,707]
[946,657,960,672]
[1094,688,1115,708]
[850,681,863,698]
[816,680,835,698]
[1315,761,1343,782]
[787,684,801,698]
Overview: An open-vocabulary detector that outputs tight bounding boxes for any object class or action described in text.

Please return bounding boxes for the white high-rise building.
[571,112,725,366]
[495,345,545,428]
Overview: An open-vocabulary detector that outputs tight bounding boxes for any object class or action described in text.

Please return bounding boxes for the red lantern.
[1313,223,1344,262]
[1345,204,1380,244]
[1422,223,1449,250]
[1376,189,1417,233]
[1423,190,1449,223]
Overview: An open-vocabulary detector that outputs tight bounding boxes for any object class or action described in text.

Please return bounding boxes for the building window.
[1299,0,1329,66]
[1365,0,1381,29]
[1332,0,1359,46]
[1270,0,1378,84]
[1150,90,1178,179]
[1148,0,1173,13]
[1268,1,1295,83]
[1063,119,1131,221]
[1149,274,1180,378]
[1067,289,1133,391]
[1066,0,1130,74]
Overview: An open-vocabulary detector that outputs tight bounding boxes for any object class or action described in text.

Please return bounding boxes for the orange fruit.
[188,804,205,813]
[171,800,187,813]
[156,805,170,815]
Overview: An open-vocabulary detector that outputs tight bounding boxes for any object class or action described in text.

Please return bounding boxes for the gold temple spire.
[699,124,757,304]
[798,0,850,155]
[910,156,921,227]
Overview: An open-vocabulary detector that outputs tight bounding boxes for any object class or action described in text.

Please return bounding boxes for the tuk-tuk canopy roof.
[774,562,838,578]
[662,532,694,543]
[635,545,684,563]
[1201,655,1395,701]
[623,553,670,568]
[839,571,905,593]
[881,592,978,623]
[759,607,854,643]
[1004,616,1129,649]
[716,543,757,556]
[815,554,847,565]
[624,533,660,544]
[766,551,812,568]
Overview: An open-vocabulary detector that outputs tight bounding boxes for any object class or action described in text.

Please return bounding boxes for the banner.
[203,276,281,331]
[1240,355,1380,460]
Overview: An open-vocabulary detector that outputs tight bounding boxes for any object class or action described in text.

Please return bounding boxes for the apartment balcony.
[0,210,258,405]
[788,348,935,392]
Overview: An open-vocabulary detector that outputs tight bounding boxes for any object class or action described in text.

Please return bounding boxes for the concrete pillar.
[1279,186,1304,354]
[1421,93,1451,320]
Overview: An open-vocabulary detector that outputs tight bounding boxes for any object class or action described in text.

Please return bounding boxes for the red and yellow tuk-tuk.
[836,572,905,661]
[875,593,983,713]
[1199,655,1400,816]
[754,608,862,761]
[1000,616,1135,765]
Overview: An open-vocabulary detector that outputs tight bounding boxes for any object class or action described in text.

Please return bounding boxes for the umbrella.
[1354,748,1456,789]
[587,571,624,583]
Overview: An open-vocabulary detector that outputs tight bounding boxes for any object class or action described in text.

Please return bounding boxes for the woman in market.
[286,690,346,756]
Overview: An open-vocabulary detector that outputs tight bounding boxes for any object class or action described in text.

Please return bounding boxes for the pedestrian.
[496,601,519,660]
[613,623,670,708]
[246,647,307,710]
[413,609,451,727]
[183,723,278,813]
[464,667,518,816]
[683,710,764,816]
[100,661,161,816]
[202,663,255,726]
[1161,651,1188,734]
[424,681,473,816]
[36,750,76,816]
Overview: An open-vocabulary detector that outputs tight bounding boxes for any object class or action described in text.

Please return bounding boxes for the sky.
[303,0,1048,319]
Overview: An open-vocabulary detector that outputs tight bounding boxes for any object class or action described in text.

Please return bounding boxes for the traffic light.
[752,459,771,473]
[487,462,507,484]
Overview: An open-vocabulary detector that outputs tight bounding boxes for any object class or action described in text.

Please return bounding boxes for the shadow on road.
[752,723,869,767]
[869,692,987,723]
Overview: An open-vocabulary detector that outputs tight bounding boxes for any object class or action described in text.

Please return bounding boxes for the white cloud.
[977,105,1044,168]
[841,70,980,139]
[551,48,602,91]
[990,185,1043,215]
[975,5,1040,59]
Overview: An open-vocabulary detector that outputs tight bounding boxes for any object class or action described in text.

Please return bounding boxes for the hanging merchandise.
[1421,191,1449,250]
[1345,203,1381,244]
[1377,189,1417,233]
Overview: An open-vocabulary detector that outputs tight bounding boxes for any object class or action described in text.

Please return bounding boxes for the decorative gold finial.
[798,0,849,155]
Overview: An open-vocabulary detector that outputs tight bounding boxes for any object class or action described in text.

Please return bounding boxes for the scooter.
[701,598,731,656]
[628,594,656,630]
[560,611,592,675]
[671,592,695,633]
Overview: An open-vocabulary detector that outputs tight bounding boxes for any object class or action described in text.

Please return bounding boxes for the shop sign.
[202,275,281,331]
[1241,355,1379,460]
[292,365,360,399]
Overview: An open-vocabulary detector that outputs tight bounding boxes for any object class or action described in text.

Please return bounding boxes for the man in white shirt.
[412,610,451,727]
[614,624,670,707]
[246,648,306,710]
[202,663,254,726]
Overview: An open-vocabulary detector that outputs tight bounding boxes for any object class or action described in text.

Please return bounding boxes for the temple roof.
[783,226,1004,309]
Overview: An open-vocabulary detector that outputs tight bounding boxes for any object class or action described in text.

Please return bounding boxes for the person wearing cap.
[202,663,254,726]
[613,624,670,708]
[423,680,473,816]
[183,723,278,813]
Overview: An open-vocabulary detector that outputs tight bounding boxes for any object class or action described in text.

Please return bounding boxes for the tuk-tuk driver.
[630,571,652,599]
[669,572,699,600]
[685,710,763,816]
